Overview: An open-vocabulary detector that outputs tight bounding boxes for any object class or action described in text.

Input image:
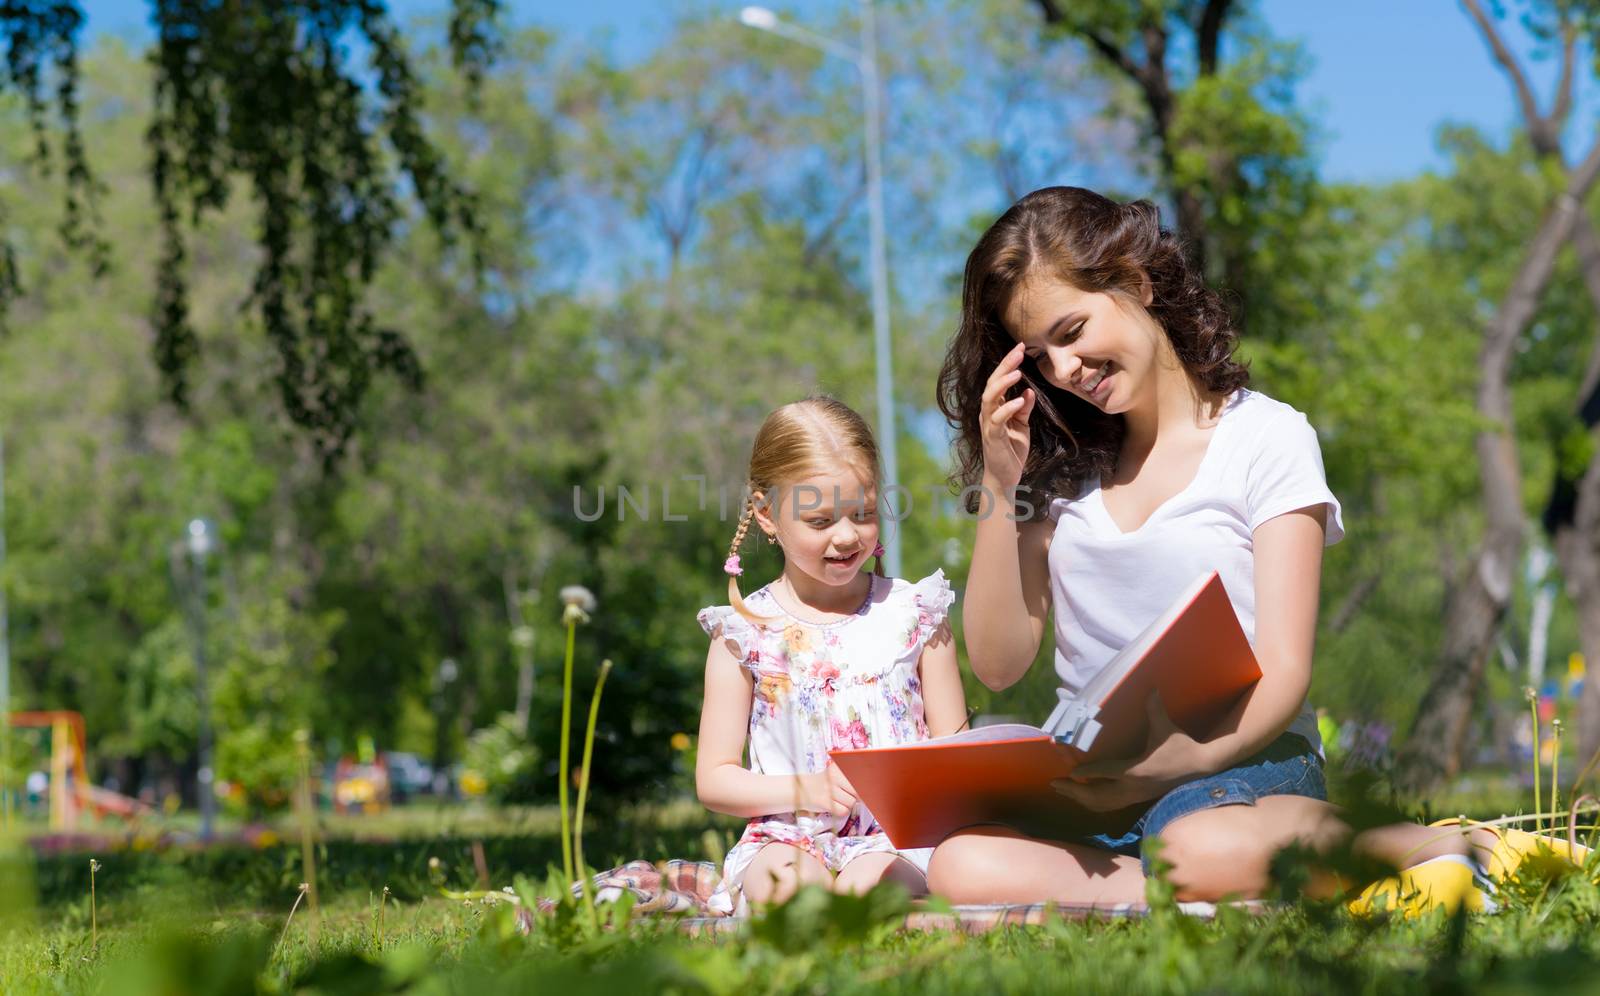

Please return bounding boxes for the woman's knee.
[1157,799,1342,901]
[927,829,1016,901]
[1156,810,1277,901]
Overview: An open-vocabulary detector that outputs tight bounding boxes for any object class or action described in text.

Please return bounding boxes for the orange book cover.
[828,572,1261,849]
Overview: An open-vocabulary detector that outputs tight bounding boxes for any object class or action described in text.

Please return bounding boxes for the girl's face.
[754,465,880,586]
[1001,272,1167,416]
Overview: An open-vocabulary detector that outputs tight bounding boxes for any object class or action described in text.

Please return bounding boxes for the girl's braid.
[728,494,756,558]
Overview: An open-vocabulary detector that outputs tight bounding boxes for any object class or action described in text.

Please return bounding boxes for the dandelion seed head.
[559,585,597,612]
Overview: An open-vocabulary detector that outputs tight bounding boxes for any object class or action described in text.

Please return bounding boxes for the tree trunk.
[1463,0,1600,780]
[1554,452,1600,769]
[1030,1,1216,275]
[1394,144,1600,792]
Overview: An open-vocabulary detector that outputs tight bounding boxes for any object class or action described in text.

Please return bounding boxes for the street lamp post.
[182,517,218,841]
[739,2,902,579]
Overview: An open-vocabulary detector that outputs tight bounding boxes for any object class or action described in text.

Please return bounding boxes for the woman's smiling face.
[1001,273,1164,415]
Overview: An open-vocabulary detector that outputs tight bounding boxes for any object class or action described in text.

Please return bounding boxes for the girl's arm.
[963,490,1055,690]
[917,620,968,737]
[694,636,851,818]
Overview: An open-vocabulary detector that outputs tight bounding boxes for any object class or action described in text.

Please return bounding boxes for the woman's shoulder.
[1226,389,1321,452]
[1230,387,1301,423]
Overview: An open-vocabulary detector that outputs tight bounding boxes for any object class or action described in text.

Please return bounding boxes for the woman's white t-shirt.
[1044,388,1344,750]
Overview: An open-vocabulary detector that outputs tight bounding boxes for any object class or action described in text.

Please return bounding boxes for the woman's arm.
[964,343,1052,690]
[1195,504,1327,768]
[917,620,968,737]
[963,492,1055,690]
[694,637,852,818]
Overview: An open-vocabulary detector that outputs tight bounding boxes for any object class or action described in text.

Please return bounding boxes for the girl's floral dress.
[696,569,955,916]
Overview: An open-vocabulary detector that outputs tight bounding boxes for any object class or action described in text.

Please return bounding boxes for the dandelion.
[293,728,320,947]
[88,858,100,952]
[427,855,445,890]
[372,885,390,952]
[560,585,597,626]
[1553,718,1565,832]
[670,732,691,752]
[557,585,596,884]
[276,883,310,956]
[1527,687,1542,834]
[574,658,613,929]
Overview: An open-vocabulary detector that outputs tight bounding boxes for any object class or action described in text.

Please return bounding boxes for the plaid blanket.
[522,858,1247,936]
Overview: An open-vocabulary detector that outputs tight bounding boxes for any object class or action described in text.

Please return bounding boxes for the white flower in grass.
[560,585,597,625]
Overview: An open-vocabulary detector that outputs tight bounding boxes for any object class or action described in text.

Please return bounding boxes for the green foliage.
[461,713,542,804]
[1168,34,1325,338]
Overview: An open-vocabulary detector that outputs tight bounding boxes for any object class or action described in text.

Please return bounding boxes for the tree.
[1029,0,1325,342]
[1457,0,1600,771]
[1394,0,1600,790]
[2,0,504,461]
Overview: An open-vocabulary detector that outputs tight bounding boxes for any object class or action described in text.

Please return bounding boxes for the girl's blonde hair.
[727,395,887,623]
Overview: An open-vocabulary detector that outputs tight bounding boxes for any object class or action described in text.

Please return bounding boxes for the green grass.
[7,870,1600,995]
[5,795,1600,994]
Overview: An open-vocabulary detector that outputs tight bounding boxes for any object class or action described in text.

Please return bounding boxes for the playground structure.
[6,710,149,829]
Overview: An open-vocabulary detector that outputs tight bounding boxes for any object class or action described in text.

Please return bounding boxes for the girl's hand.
[1051,692,1211,812]
[979,342,1036,489]
[799,761,858,817]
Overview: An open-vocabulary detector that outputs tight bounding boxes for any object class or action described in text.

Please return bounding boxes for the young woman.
[927,186,1474,907]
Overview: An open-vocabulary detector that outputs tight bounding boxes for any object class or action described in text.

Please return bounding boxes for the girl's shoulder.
[697,590,782,662]
[886,568,954,611]
[874,569,956,638]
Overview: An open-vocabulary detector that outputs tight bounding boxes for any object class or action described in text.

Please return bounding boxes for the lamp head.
[739,6,779,30]
[186,517,216,559]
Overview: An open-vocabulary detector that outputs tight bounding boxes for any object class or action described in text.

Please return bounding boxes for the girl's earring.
[766,533,777,545]
[872,542,885,558]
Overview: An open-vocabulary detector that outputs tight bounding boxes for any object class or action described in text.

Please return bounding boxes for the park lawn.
[5,855,1600,994]
[5,784,1598,994]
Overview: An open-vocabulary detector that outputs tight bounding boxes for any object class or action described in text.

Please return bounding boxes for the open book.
[828,571,1261,848]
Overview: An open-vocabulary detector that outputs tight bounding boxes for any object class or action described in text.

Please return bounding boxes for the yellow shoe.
[1488,827,1594,881]
[1347,855,1487,918]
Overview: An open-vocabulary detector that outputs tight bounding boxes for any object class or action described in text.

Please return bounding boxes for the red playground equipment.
[9,710,149,828]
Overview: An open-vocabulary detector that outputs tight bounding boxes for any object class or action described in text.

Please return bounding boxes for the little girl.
[696,396,967,915]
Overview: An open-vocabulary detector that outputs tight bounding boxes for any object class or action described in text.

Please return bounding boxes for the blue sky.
[77,0,1588,182]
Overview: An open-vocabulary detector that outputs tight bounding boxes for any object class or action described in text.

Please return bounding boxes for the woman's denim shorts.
[1081,732,1326,874]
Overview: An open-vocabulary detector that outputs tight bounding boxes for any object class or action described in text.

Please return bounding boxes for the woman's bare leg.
[833,851,927,896]
[926,826,1146,906]
[1156,798,1476,902]
[1353,820,1490,869]
[739,842,832,907]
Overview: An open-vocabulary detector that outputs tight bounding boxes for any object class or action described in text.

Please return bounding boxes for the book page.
[914,723,1050,747]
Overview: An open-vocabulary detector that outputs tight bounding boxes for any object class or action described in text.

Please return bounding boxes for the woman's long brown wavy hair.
[936,186,1249,514]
